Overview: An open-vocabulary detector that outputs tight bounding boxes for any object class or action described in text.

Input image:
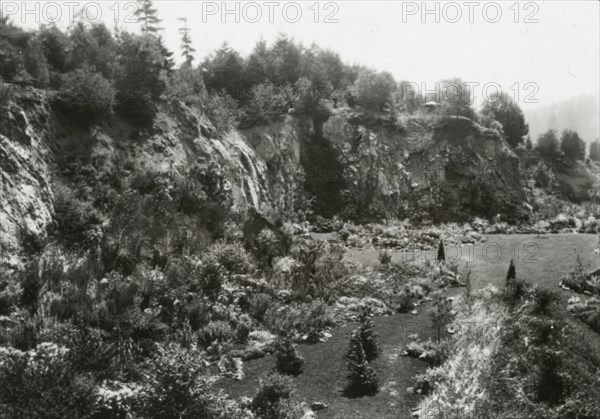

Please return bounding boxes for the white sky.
[5,1,600,110]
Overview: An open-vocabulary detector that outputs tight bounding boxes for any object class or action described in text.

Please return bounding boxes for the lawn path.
[218,233,599,418]
[217,304,439,418]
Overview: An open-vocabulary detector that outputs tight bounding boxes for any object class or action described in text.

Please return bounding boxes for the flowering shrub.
[95,380,143,418]
[198,320,235,348]
[250,372,303,419]
[0,343,96,418]
[141,343,246,418]
[207,241,254,275]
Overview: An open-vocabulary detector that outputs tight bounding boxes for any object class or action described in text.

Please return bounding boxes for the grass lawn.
[218,233,599,418]
[216,307,436,418]
[347,233,599,291]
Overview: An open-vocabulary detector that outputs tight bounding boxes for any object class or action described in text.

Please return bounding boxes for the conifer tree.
[275,335,304,375]
[178,17,195,65]
[158,36,175,74]
[437,240,446,263]
[506,259,516,282]
[344,331,378,395]
[358,309,378,361]
[135,0,162,35]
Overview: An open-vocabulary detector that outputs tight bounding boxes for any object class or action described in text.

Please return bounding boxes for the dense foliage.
[536,129,561,158]
[480,92,529,147]
[590,139,600,162]
[560,129,586,161]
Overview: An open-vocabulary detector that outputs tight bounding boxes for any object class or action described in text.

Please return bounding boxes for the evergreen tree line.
[5,0,595,156]
[535,129,600,162]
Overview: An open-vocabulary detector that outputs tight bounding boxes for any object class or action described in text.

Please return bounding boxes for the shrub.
[502,276,529,307]
[303,301,335,342]
[289,238,347,301]
[378,250,391,265]
[255,228,282,269]
[66,326,117,378]
[198,321,234,347]
[56,68,115,119]
[51,184,103,249]
[358,311,378,361]
[95,380,143,418]
[390,284,422,313]
[462,262,473,299]
[167,64,206,105]
[531,288,560,316]
[560,251,600,296]
[0,279,20,315]
[275,335,304,375]
[568,297,600,333]
[200,254,224,298]
[344,330,379,395]
[0,343,97,418]
[204,90,239,135]
[430,295,453,342]
[19,264,41,313]
[246,292,274,322]
[142,343,237,418]
[207,241,254,275]
[250,372,303,419]
[242,82,295,126]
[234,313,253,344]
[404,339,450,366]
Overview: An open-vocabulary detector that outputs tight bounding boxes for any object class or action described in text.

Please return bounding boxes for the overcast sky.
[7,1,600,110]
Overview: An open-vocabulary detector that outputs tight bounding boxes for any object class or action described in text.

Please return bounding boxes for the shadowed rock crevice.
[300,117,346,218]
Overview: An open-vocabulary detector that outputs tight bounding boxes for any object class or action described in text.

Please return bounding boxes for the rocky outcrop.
[1,88,530,266]
[0,89,54,268]
[323,109,527,222]
[0,88,306,268]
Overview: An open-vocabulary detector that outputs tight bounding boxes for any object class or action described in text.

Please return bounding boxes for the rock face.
[323,109,527,222]
[1,89,55,268]
[0,88,529,265]
[0,88,305,268]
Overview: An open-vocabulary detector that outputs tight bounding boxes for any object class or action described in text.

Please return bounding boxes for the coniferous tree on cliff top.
[135,0,162,34]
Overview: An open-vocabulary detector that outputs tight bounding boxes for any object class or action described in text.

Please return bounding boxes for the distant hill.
[524,92,600,147]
